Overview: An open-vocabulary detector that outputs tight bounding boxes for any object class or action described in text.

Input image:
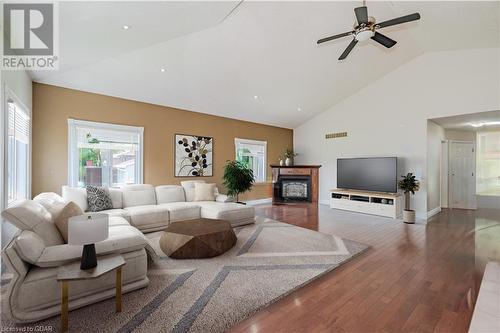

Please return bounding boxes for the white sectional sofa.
[1,181,255,323]
[1,196,149,323]
[62,182,256,229]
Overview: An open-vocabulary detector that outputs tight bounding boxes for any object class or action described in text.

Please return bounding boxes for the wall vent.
[325,132,347,139]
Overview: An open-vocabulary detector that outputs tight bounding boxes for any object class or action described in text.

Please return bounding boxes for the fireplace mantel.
[271,165,321,204]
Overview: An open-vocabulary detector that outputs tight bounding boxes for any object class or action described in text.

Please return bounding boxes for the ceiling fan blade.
[354,6,369,25]
[377,13,421,29]
[317,31,353,44]
[338,39,358,60]
[371,32,397,48]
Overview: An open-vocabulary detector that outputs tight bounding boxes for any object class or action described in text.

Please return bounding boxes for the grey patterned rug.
[2,218,369,332]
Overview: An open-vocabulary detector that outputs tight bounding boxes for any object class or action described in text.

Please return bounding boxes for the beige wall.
[32,83,292,201]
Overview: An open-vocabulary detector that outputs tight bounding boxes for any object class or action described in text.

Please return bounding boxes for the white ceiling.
[431,110,500,131]
[32,1,500,129]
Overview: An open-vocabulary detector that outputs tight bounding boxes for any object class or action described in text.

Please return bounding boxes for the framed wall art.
[175,134,213,177]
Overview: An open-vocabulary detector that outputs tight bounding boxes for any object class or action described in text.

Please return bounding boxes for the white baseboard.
[427,207,442,219]
[244,198,272,206]
[319,200,329,206]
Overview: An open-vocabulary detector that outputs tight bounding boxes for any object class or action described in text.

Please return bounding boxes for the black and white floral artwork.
[175,134,213,177]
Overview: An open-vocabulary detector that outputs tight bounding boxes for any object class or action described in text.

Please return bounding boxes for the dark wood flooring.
[229,204,500,333]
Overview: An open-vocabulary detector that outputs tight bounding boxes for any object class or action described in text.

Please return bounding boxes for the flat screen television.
[337,157,397,193]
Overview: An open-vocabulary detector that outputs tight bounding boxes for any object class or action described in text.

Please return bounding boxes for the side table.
[57,254,125,332]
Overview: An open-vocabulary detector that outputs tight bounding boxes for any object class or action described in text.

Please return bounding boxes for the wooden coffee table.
[159,218,237,259]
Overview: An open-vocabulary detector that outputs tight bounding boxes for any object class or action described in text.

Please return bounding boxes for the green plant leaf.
[222,160,255,201]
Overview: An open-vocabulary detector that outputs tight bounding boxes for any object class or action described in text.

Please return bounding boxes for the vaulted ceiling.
[31,1,500,128]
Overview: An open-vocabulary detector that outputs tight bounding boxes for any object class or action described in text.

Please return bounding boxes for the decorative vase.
[279,159,284,166]
[403,210,416,224]
[285,158,292,166]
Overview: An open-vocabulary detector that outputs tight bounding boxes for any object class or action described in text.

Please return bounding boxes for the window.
[235,138,267,182]
[476,131,500,196]
[68,120,143,187]
[7,97,31,205]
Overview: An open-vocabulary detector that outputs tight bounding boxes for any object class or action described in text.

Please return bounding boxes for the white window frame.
[67,119,144,187]
[3,87,32,207]
[234,138,267,183]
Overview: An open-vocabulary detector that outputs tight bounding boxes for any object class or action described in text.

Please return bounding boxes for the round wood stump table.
[159,218,237,259]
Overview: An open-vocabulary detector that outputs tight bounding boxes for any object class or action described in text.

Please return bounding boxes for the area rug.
[1,218,369,332]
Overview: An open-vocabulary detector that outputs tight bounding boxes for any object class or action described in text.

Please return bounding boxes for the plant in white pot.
[398,173,420,224]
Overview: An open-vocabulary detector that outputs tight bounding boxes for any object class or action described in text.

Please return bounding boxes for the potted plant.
[222,160,255,203]
[398,173,420,224]
[283,148,297,166]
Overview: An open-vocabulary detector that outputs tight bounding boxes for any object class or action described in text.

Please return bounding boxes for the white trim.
[244,198,272,206]
[3,86,32,206]
[427,206,442,219]
[234,137,267,182]
[319,199,330,206]
[67,119,144,187]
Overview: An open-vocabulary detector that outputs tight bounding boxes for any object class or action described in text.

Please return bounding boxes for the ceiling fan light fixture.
[355,29,374,42]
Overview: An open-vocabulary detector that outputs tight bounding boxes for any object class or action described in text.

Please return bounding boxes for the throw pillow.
[54,202,84,242]
[194,182,216,201]
[181,180,206,202]
[86,186,113,212]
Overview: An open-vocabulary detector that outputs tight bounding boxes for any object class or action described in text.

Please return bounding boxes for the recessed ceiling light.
[253,95,258,99]
[160,68,166,72]
[297,107,302,112]
[122,25,131,30]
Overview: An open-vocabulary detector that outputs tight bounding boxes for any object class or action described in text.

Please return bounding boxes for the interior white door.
[449,142,476,209]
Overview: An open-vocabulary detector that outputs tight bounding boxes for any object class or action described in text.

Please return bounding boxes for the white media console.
[329,189,403,219]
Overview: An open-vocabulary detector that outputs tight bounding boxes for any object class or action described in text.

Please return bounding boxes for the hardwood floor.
[229,204,500,333]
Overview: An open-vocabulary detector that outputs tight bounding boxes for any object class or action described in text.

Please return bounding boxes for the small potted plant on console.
[223,160,255,204]
[398,173,419,224]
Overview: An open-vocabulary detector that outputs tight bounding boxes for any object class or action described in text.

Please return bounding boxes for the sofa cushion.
[33,192,67,221]
[13,231,45,264]
[108,188,123,209]
[198,202,255,224]
[122,184,156,207]
[123,205,169,232]
[62,186,123,211]
[86,186,113,212]
[99,209,130,222]
[155,185,186,204]
[157,202,200,222]
[35,222,146,267]
[181,180,208,202]
[62,186,88,211]
[194,183,216,201]
[54,201,84,242]
[1,200,64,246]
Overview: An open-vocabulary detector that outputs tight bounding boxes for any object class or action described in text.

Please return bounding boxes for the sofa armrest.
[36,225,147,267]
[215,194,235,203]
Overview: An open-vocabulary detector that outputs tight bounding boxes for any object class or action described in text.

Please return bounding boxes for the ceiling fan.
[317,1,421,60]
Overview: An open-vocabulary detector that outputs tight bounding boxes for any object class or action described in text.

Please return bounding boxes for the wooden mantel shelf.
[270,165,321,168]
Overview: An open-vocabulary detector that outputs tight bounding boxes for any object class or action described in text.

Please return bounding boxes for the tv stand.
[329,189,402,219]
